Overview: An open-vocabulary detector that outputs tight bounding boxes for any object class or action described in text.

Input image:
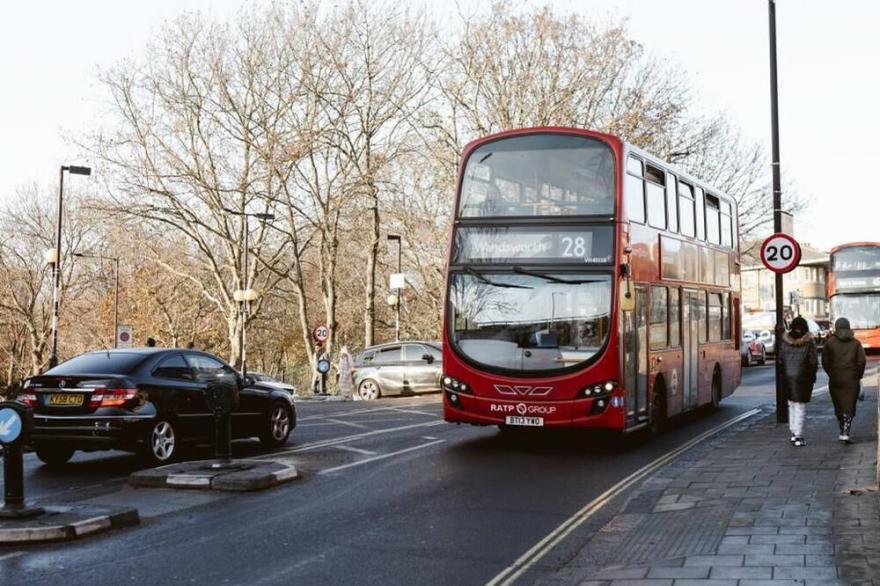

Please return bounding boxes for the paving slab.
[538,385,880,585]
[129,458,299,491]
[0,504,138,544]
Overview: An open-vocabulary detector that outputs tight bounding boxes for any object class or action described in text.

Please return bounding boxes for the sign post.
[761,232,802,425]
[116,325,133,349]
[0,402,44,518]
[312,325,331,395]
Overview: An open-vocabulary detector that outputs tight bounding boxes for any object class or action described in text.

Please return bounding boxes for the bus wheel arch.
[649,375,667,435]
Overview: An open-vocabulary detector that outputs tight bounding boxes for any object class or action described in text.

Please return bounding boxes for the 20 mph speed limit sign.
[760,233,802,274]
[312,325,330,342]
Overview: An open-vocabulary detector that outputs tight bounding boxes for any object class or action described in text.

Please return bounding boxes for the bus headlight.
[581,381,616,399]
[442,375,472,395]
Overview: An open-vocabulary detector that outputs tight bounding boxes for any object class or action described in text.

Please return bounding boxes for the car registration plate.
[48,393,84,406]
[505,416,543,427]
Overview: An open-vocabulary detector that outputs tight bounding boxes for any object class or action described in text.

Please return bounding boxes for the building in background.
[741,242,830,320]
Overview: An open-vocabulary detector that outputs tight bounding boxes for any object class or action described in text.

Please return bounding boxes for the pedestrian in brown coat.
[822,317,866,443]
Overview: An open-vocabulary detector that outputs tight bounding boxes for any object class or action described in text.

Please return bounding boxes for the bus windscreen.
[458,134,615,218]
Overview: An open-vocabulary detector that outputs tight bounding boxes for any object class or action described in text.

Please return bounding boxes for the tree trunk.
[227,312,242,369]
[363,184,380,347]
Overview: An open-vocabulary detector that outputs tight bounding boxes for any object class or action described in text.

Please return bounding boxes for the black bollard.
[213,410,232,464]
[0,402,44,519]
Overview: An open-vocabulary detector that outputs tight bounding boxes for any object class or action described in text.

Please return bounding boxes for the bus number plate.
[505,416,544,427]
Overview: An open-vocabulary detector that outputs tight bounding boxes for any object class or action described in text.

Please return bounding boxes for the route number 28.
[561,237,587,257]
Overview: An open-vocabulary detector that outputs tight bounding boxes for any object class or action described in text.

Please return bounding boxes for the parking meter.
[0,401,44,518]
[204,374,239,464]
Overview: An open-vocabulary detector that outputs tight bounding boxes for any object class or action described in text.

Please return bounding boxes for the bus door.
[623,285,649,426]
[682,290,701,410]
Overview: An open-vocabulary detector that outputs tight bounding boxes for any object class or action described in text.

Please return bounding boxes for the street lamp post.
[223,208,274,379]
[48,165,91,369]
[768,0,788,423]
[387,234,402,342]
[74,253,119,348]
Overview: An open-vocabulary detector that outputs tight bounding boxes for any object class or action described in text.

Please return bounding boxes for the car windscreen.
[48,352,146,375]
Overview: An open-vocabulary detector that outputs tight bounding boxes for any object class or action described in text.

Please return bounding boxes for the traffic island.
[0,505,139,544]
[129,459,299,491]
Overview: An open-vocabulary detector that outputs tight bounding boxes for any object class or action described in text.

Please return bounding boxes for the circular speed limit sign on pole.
[760,233,802,274]
[312,324,330,343]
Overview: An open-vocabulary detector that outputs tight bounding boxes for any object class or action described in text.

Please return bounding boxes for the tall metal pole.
[241,214,248,379]
[769,0,788,423]
[48,167,65,369]
[395,239,401,342]
[113,257,119,348]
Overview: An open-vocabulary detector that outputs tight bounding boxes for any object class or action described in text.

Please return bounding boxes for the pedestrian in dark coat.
[822,317,866,443]
[777,316,818,446]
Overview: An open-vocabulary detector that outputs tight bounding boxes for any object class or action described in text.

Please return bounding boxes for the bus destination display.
[454,226,613,264]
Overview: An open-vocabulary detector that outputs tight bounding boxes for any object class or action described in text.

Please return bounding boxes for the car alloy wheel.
[358,379,380,400]
[270,405,290,441]
[150,420,176,463]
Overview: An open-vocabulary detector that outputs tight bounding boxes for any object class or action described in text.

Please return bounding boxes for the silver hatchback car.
[353,342,442,400]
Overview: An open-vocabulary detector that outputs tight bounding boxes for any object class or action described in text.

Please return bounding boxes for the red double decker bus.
[828,242,880,350]
[441,128,741,432]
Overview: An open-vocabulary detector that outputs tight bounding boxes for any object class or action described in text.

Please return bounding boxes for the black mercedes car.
[20,348,296,467]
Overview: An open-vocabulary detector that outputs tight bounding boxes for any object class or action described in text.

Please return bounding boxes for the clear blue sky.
[1,0,877,251]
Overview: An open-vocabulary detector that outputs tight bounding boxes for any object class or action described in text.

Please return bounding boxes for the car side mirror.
[422,354,434,364]
[241,374,255,388]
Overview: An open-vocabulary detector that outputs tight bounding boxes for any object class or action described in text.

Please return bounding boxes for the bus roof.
[829,242,880,255]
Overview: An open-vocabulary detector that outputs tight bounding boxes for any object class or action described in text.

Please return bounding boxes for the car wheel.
[143,418,178,466]
[358,379,381,401]
[758,348,766,365]
[35,444,76,467]
[260,402,294,448]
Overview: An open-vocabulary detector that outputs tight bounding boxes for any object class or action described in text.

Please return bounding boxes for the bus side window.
[695,187,706,241]
[705,194,721,245]
[708,293,722,342]
[649,286,668,349]
[625,155,645,223]
[720,200,733,248]
[645,163,666,229]
[666,173,679,233]
[678,181,695,237]
[669,288,680,346]
[722,292,732,340]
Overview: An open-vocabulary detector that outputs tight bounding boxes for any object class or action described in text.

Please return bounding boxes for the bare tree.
[0,187,97,375]
[90,8,296,366]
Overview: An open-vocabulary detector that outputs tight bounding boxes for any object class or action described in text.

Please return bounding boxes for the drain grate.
[609,504,732,564]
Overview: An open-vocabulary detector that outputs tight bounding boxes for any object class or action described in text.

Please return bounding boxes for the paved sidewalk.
[544,387,880,585]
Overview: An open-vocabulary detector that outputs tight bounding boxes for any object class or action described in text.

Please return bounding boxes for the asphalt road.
[0,362,864,585]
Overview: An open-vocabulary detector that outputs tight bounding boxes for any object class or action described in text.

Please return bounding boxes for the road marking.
[0,552,24,562]
[319,440,445,475]
[297,402,439,421]
[422,436,438,440]
[334,445,378,456]
[324,417,371,430]
[261,420,445,457]
[486,408,762,586]
[387,408,440,416]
